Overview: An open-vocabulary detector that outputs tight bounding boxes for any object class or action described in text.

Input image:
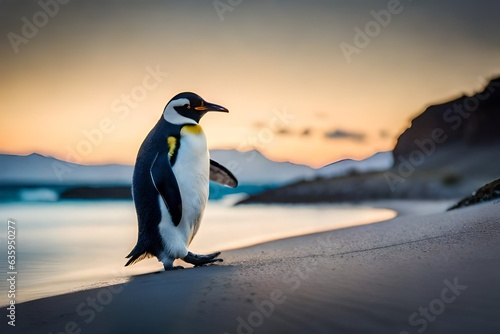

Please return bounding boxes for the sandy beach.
[6,199,500,334]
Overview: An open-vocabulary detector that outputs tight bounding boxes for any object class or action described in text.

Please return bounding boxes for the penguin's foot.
[164,265,184,271]
[183,251,223,267]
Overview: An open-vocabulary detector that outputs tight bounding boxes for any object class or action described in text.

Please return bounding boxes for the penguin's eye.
[184,104,190,109]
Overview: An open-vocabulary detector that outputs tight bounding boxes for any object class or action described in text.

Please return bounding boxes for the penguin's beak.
[195,101,229,113]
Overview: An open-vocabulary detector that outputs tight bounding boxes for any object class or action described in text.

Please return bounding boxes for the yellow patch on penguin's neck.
[167,136,177,159]
[181,124,204,135]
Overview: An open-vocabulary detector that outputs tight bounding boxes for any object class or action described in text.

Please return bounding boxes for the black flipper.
[150,151,183,226]
[209,159,238,188]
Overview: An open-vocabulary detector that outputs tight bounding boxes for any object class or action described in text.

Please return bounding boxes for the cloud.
[275,127,313,136]
[324,129,365,142]
[379,129,390,139]
[276,128,291,135]
[252,121,265,129]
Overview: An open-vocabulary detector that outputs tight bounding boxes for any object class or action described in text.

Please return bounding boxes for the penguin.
[125,92,238,270]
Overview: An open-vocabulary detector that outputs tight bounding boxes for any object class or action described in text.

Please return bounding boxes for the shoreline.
[1,201,397,306]
[360,199,456,217]
[0,201,444,308]
[6,199,500,333]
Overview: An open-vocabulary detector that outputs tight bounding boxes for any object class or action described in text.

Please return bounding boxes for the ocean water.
[0,200,395,305]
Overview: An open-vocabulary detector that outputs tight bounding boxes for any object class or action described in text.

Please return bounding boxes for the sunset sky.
[0,0,499,168]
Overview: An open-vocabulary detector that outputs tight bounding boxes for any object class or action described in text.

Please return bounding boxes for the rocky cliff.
[393,77,500,167]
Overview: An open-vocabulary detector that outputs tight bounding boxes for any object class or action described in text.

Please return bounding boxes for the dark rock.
[448,178,500,210]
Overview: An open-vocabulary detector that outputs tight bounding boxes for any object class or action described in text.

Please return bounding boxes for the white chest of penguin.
[172,126,210,235]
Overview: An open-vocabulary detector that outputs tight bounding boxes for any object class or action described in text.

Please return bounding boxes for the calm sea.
[0,200,395,305]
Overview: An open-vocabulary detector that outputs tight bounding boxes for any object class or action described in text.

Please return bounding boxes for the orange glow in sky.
[0,1,498,167]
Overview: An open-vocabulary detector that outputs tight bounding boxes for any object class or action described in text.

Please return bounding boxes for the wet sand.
[7,200,500,334]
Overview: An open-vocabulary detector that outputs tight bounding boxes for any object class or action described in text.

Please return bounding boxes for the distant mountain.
[209,149,316,185]
[0,153,133,186]
[1,150,395,187]
[0,149,397,202]
[315,152,393,179]
[0,149,317,187]
[0,150,317,201]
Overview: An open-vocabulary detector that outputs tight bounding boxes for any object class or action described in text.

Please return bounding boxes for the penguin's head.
[162,92,229,124]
